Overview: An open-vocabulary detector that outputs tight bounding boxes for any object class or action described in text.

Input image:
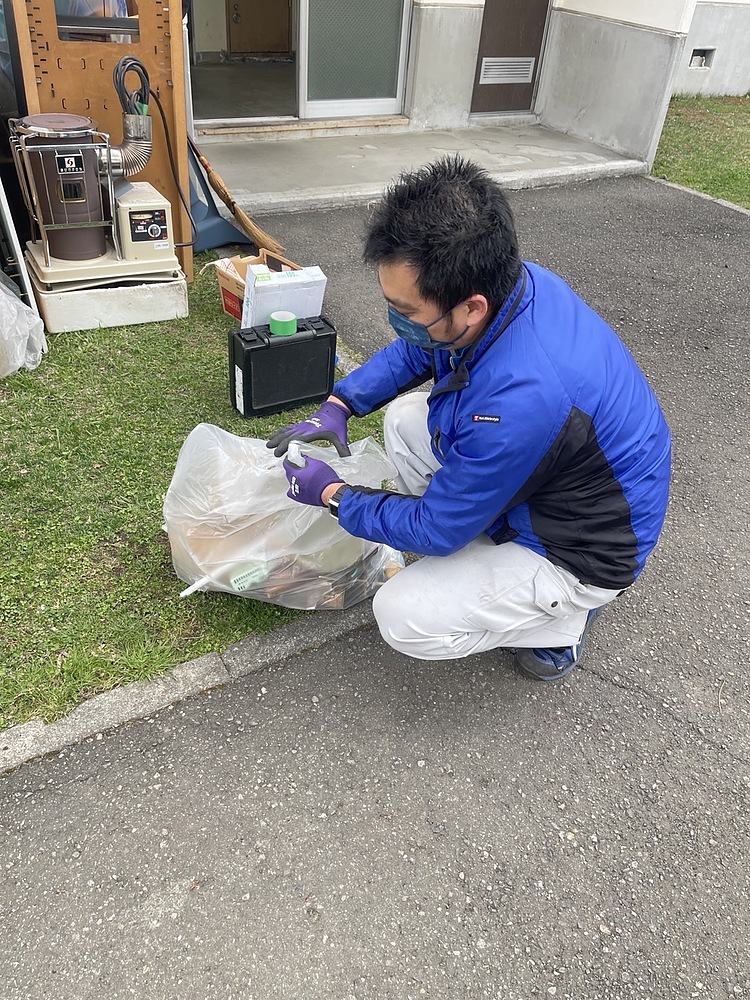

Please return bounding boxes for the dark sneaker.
[514,606,604,682]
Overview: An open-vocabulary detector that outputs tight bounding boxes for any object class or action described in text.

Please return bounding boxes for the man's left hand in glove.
[283,453,346,507]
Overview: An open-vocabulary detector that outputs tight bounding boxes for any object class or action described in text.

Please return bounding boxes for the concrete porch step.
[196,115,414,144]
[195,112,540,145]
[198,122,648,217]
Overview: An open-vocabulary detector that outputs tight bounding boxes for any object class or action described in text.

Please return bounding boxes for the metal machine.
[9,110,181,294]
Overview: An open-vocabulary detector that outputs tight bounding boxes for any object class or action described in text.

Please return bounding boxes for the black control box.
[228,315,337,418]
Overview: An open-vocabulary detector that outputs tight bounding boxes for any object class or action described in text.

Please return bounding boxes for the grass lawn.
[0,256,383,728]
[652,95,750,210]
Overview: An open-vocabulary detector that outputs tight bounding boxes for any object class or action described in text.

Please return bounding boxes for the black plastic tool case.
[228,316,337,418]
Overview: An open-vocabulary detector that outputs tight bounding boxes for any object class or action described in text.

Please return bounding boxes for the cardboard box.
[240,263,327,329]
[214,249,301,321]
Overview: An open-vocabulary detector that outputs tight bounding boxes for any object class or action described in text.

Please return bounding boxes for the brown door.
[470,0,550,114]
[227,0,292,56]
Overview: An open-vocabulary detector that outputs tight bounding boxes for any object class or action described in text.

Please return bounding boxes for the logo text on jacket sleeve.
[472,414,501,423]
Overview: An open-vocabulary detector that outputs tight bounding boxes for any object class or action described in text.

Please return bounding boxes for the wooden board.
[10,0,193,280]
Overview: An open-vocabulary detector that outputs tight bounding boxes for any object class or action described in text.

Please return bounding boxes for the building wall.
[535,2,696,165]
[553,0,695,33]
[673,2,750,94]
[403,0,485,128]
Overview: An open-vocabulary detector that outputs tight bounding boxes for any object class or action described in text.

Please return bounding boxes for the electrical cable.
[148,88,197,246]
[112,55,197,246]
[112,55,150,116]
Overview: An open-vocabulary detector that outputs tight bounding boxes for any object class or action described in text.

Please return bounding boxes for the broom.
[188,135,285,256]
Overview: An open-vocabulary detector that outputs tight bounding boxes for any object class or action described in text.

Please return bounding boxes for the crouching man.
[267,156,671,681]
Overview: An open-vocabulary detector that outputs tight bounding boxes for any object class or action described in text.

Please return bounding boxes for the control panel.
[114,179,179,267]
[129,208,170,244]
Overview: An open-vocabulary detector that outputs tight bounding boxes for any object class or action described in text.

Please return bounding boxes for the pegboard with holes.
[10,0,192,279]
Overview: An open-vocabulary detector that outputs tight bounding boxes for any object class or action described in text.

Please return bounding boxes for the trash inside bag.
[0,280,47,379]
[163,423,405,610]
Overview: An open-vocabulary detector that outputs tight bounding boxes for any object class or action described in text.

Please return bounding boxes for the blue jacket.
[332,263,671,590]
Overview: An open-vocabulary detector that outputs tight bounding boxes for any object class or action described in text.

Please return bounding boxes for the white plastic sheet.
[0,281,47,378]
[163,424,404,610]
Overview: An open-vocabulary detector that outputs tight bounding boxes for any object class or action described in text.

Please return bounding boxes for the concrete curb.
[646,174,750,216]
[237,159,648,215]
[0,603,378,776]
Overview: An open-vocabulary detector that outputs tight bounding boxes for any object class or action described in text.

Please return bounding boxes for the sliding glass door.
[298,0,411,118]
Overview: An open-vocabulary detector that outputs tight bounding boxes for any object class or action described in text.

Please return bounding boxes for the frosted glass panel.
[308,0,404,101]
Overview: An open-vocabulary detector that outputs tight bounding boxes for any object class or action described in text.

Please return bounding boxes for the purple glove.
[267,401,351,458]
[283,454,345,507]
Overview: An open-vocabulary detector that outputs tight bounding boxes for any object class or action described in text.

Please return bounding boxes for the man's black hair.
[363,155,521,314]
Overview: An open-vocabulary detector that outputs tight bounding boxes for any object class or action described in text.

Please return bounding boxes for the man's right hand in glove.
[266,397,351,458]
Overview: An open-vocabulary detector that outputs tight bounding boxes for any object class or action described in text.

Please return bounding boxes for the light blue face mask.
[387,303,467,351]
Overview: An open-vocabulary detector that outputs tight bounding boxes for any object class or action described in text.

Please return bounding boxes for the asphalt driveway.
[1,176,748,1000]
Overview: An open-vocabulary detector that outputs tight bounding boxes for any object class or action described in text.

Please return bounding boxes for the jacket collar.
[430,265,530,396]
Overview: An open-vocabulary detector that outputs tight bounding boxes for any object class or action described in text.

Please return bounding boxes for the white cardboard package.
[240,263,327,328]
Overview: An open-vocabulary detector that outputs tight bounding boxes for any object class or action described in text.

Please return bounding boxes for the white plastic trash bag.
[0,281,47,378]
[163,423,405,610]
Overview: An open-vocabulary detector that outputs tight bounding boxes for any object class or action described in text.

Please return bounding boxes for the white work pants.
[371,393,620,661]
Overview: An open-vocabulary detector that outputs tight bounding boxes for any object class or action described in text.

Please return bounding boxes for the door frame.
[297,0,412,119]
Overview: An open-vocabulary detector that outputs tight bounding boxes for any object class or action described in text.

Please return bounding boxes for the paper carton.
[240,264,328,328]
[214,249,301,321]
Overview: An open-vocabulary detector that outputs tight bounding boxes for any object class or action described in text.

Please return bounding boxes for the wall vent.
[479,56,535,86]
[689,47,716,69]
